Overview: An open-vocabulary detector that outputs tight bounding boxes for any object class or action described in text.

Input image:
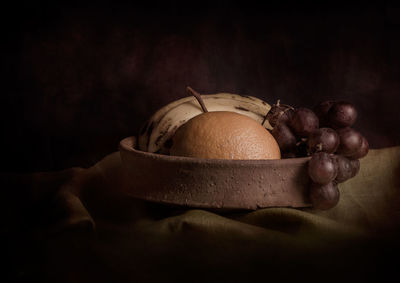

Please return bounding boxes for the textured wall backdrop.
[1,1,399,172]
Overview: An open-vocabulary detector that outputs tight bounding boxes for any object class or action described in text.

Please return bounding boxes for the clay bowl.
[119,136,312,210]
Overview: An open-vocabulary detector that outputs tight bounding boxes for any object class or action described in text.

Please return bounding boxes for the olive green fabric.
[4,147,400,282]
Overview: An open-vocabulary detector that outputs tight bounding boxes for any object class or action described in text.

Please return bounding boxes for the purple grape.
[309,182,340,210]
[327,101,358,129]
[313,100,335,127]
[271,123,297,152]
[349,135,369,159]
[334,155,354,183]
[336,127,363,157]
[289,108,319,138]
[265,101,294,127]
[308,127,339,154]
[308,152,338,185]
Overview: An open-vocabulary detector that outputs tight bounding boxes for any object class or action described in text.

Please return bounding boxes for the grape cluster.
[267,100,369,210]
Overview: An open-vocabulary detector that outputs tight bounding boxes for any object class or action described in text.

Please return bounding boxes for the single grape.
[309,181,340,210]
[289,107,319,137]
[327,101,358,129]
[350,159,360,177]
[333,155,353,183]
[349,135,369,159]
[265,101,294,127]
[336,127,363,157]
[271,123,297,152]
[308,127,339,154]
[313,100,335,127]
[308,152,338,184]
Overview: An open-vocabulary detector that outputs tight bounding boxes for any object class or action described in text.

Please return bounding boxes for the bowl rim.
[119,136,311,165]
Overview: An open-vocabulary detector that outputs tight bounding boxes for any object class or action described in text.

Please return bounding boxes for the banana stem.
[186,86,208,113]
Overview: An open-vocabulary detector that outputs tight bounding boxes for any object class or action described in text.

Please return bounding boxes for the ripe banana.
[137,95,196,151]
[138,91,273,154]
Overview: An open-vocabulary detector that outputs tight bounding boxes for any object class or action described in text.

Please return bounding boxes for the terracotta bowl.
[119,136,312,210]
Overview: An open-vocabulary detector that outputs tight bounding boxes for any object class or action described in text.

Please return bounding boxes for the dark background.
[1,1,400,172]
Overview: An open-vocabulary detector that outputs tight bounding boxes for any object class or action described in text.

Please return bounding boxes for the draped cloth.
[3,146,400,282]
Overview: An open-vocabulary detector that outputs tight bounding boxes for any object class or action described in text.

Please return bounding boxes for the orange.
[170,111,281,160]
